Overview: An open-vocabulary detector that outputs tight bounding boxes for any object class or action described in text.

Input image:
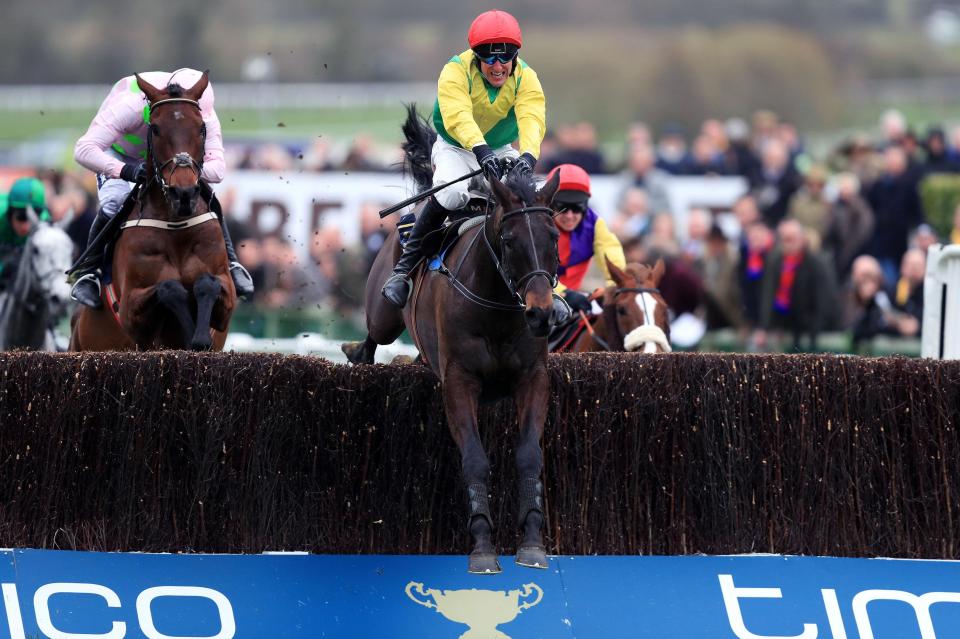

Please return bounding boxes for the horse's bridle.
[145,97,206,196]
[481,204,558,306]
[596,286,663,351]
[436,203,559,312]
[612,286,662,324]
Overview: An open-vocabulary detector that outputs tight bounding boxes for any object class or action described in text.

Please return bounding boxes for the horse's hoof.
[391,355,415,365]
[516,545,548,570]
[341,341,362,363]
[468,552,502,574]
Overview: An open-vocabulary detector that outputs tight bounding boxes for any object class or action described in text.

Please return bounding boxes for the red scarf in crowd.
[774,252,804,314]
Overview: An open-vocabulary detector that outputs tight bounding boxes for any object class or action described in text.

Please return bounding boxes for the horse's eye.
[150,123,160,136]
[618,306,628,316]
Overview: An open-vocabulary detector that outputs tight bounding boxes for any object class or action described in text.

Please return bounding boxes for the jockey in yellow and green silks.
[381,9,547,307]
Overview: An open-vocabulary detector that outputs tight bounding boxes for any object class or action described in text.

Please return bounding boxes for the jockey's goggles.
[556,203,586,215]
[478,51,517,65]
[474,43,519,65]
[10,208,28,222]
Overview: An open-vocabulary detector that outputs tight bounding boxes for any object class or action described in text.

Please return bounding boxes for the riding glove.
[564,289,592,313]
[473,144,503,180]
[512,152,537,176]
[119,161,147,184]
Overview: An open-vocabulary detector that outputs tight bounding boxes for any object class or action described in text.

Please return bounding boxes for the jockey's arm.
[594,217,626,286]
[200,107,226,184]
[198,81,226,184]
[74,82,142,179]
[436,60,487,151]
[513,63,546,159]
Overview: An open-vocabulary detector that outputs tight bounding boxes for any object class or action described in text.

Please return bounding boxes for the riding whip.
[379,168,483,218]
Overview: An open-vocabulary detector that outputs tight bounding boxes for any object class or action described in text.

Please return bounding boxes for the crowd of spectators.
[535,109,960,353]
[11,106,960,352]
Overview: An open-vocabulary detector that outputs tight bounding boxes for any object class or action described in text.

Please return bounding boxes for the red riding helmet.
[468,10,523,49]
[547,164,592,206]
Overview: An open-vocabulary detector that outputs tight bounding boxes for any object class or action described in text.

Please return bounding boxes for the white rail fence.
[922,243,960,359]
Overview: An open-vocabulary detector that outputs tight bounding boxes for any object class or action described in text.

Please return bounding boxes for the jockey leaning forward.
[381,9,547,307]
[547,164,626,314]
[67,68,254,308]
[0,177,51,287]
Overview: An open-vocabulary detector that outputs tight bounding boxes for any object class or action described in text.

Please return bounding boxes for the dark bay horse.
[70,72,235,351]
[343,109,561,574]
[561,259,672,353]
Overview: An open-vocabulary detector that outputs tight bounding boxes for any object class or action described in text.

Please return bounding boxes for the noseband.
[598,286,664,352]
[146,98,206,195]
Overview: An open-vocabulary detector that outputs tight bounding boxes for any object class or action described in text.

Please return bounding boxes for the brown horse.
[343,109,561,574]
[563,259,672,353]
[70,72,235,351]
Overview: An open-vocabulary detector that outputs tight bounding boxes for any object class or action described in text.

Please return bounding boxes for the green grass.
[0,105,411,146]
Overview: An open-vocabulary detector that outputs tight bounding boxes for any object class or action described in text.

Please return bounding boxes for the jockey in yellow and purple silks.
[547,164,626,314]
[381,9,547,307]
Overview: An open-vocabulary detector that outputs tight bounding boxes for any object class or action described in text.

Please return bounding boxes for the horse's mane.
[400,104,437,195]
[504,170,539,206]
[11,231,35,303]
[165,83,185,98]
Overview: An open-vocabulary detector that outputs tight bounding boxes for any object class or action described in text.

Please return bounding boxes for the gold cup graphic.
[405,581,544,639]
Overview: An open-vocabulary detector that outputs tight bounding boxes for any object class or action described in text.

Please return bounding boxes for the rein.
[437,203,558,312]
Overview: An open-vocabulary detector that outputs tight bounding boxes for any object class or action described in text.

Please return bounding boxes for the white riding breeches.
[95,174,133,219]
[431,137,519,211]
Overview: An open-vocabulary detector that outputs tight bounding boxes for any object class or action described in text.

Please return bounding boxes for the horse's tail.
[401,103,437,195]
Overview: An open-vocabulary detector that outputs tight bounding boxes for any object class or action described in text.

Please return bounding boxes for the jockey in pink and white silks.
[68,68,253,308]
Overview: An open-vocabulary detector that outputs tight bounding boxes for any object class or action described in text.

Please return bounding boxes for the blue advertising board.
[0,549,958,638]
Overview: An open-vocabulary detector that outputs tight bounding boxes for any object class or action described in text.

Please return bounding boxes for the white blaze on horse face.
[622,292,671,353]
[639,293,658,354]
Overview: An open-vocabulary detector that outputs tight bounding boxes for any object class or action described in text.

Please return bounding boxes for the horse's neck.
[0,289,46,350]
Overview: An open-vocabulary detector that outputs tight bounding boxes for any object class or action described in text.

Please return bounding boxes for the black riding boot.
[68,208,111,308]
[219,215,254,299]
[381,197,448,307]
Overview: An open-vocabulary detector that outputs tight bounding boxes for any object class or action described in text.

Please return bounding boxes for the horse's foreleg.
[149,280,195,347]
[513,364,550,569]
[190,274,222,351]
[341,336,377,364]
[443,365,499,574]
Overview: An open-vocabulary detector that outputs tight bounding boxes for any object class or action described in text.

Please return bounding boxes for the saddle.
[548,313,594,352]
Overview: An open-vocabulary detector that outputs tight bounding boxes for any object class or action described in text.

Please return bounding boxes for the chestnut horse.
[343,108,561,574]
[563,259,671,353]
[70,72,235,351]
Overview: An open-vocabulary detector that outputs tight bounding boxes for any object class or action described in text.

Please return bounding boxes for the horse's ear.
[486,167,514,211]
[135,74,164,104]
[185,70,210,101]
[536,168,560,205]
[651,258,666,285]
[606,257,630,287]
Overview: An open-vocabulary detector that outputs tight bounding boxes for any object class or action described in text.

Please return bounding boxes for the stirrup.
[70,273,103,309]
[229,262,255,298]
